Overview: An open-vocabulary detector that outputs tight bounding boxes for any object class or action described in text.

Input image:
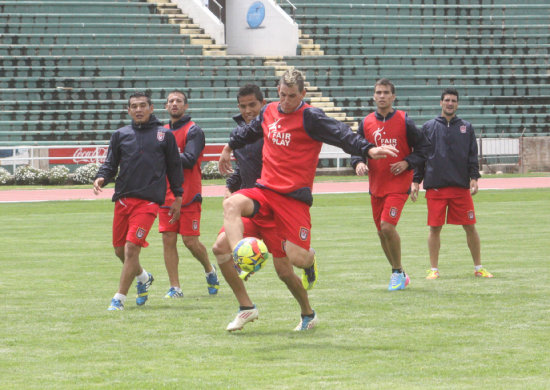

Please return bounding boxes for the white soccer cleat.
[226,306,259,332]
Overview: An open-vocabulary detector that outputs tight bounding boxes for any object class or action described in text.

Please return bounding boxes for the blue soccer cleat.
[136,273,154,306]
[294,310,319,331]
[388,271,410,291]
[206,264,220,295]
[107,298,124,311]
[164,287,184,298]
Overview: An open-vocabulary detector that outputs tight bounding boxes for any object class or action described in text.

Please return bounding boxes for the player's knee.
[181,235,198,249]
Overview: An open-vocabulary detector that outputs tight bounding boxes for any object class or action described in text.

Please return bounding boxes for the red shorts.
[370,193,409,231]
[236,187,312,252]
[158,201,201,236]
[112,197,159,248]
[426,187,476,226]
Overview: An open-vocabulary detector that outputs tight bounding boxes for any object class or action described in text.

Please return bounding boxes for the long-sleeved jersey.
[96,115,183,205]
[351,110,429,197]
[164,116,204,206]
[226,114,263,192]
[229,101,375,206]
[413,115,480,189]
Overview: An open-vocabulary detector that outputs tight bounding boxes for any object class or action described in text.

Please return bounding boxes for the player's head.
[440,88,459,119]
[128,91,153,124]
[373,78,396,114]
[277,68,306,114]
[165,90,189,120]
[237,84,266,124]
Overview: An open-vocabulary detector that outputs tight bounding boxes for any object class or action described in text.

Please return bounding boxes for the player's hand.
[410,182,420,202]
[368,145,398,159]
[470,179,478,195]
[93,177,104,195]
[355,162,368,176]
[168,197,182,223]
[218,144,234,175]
[390,160,409,176]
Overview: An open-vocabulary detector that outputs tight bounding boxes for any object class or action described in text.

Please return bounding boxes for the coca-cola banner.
[48,147,108,164]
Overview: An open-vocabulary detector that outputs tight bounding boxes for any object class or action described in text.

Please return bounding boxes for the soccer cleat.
[236,260,265,281]
[388,271,410,291]
[294,311,319,331]
[226,306,259,332]
[474,268,494,278]
[164,287,184,298]
[301,256,318,290]
[107,298,124,311]
[426,269,440,280]
[136,273,154,306]
[206,265,220,295]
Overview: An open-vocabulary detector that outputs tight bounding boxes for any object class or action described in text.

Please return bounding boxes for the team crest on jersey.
[389,207,398,218]
[299,227,309,241]
[157,131,165,141]
[192,220,199,231]
[460,125,467,133]
[468,210,475,220]
[136,227,146,239]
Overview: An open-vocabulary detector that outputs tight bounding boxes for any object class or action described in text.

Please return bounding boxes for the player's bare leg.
[463,224,481,266]
[222,194,255,249]
[182,235,213,273]
[284,241,314,269]
[273,256,313,314]
[162,231,181,288]
[428,226,443,269]
[117,241,143,295]
[114,246,125,264]
[379,221,402,270]
[213,232,253,307]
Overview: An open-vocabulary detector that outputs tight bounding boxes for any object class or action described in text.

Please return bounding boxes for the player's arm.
[164,131,184,217]
[180,125,205,169]
[467,123,481,186]
[303,107,398,161]
[350,120,368,176]
[93,132,120,194]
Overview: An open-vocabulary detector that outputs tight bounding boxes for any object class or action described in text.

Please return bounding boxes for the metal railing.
[275,0,297,21]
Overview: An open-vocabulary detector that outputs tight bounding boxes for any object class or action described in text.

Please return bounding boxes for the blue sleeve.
[96,131,120,185]
[413,121,430,183]
[303,107,374,159]
[468,123,481,180]
[404,114,430,170]
[164,131,184,198]
[181,125,205,169]
[350,119,366,169]
[228,107,265,150]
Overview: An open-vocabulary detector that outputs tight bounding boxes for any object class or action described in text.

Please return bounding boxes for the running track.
[0,177,549,203]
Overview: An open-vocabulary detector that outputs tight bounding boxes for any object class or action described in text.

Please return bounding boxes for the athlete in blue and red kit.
[158,90,219,299]
[351,78,430,292]
[219,69,398,331]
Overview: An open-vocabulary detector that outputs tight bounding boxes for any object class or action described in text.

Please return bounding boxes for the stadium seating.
[0,0,548,147]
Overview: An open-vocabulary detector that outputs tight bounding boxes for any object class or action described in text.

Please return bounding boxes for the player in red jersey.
[93,92,183,311]
[411,88,493,279]
[159,90,219,298]
[351,78,429,292]
[219,69,398,331]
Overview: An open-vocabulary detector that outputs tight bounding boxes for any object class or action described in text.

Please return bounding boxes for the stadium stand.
[0,0,548,149]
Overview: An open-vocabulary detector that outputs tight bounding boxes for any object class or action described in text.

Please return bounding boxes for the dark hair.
[128,91,152,106]
[167,89,188,104]
[441,88,459,101]
[374,78,395,94]
[237,84,264,103]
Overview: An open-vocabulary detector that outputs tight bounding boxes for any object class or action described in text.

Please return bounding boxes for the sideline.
[1,176,549,203]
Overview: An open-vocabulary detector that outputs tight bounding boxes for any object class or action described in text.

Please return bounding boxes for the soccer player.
[93,91,183,311]
[411,88,493,279]
[219,69,398,331]
[159,90,219,298]
[212,84,277,331]
[351,78,429,291]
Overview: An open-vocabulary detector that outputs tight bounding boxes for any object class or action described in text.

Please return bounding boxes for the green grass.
[1,189,549,389]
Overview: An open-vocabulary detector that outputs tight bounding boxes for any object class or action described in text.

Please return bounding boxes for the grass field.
[1,189,549,389]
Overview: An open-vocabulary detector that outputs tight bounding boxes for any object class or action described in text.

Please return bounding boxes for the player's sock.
[239,306,255,311]
[136,269,149,283]
[475,265,483,271]
[114,293,126,304]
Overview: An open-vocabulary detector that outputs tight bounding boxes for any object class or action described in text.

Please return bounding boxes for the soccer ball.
[233,237,269,273]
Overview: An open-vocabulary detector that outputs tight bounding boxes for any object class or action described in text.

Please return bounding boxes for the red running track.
[0,177,549,203]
